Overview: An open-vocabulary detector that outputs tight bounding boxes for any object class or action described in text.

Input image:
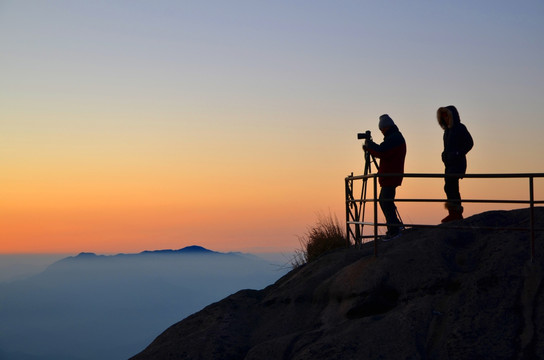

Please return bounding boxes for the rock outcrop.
[131,208,544,359]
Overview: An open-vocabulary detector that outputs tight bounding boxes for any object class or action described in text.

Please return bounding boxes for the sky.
[1,0,544,254]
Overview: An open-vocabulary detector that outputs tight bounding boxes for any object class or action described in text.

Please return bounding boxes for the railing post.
[345,176,351,245]
[373,175,378,257]
[530,176,535,263]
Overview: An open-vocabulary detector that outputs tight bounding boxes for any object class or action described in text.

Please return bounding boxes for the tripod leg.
[357,150,372,245]
[396,208,404,229]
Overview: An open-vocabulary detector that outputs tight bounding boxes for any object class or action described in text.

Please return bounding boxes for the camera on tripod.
[357,130,372,140]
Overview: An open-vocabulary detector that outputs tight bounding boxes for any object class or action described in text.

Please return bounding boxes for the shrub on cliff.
[292,213,348,267]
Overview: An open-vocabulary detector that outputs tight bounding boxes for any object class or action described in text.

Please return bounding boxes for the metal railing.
[345,172,544,262]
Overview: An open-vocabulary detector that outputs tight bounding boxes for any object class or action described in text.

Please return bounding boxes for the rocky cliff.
[131,208,544,360]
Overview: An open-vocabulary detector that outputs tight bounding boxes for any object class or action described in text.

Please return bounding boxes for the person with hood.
[364,114,407,239]
[437,105,473,222]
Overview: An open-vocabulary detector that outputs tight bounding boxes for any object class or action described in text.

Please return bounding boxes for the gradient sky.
[1,1,544,254]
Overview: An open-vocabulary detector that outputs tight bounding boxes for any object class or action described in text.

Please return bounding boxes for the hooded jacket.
[365,124,406,187]
[438,105,473,175]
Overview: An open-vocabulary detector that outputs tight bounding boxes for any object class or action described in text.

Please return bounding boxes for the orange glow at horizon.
[3,159,543,254]
[1,202,316,254]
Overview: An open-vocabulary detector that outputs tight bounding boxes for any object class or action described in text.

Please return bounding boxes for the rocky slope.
[131,208,544,359]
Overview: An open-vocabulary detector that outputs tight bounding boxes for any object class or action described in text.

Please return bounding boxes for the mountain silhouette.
[131,208,544,360]
[0,246,288,360]
[55,245,219,262]
[140,245,217,255]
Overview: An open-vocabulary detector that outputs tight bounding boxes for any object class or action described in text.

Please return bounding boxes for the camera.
[357,130,371,140]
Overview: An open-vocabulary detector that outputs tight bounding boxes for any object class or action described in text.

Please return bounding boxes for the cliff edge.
[131,208,544,360]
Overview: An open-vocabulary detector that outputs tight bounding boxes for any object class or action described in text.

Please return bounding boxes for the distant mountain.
[131,208,544,360]
[0,245,289,360]
[56,245,220,262]
[140,245,217,255]
[43,245,245,276]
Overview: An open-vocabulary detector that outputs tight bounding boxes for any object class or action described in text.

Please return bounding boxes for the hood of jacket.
[437,105,461,129]
[383,124,400,138]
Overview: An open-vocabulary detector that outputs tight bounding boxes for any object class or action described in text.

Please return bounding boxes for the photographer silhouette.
[363,114,407,240]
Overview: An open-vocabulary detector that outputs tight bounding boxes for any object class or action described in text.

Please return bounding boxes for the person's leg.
[379,186,401,234]
[443,176,463,222]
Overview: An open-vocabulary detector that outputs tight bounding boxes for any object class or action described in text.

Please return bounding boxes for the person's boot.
[441,209,453,223]
[441,203,464,223]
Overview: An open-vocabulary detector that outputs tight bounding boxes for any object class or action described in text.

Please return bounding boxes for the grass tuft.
[291,212,348,268]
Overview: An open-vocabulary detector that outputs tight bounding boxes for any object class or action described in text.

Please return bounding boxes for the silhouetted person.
[437,105,473,222]
[364,114,407,240]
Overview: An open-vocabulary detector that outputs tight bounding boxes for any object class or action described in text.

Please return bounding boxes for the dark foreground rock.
[131,208,544,360]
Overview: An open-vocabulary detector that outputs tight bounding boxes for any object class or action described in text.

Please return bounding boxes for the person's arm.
[365,139,385,158]
[460,125,473,155]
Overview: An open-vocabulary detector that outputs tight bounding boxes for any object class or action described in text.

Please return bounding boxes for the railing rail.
[345,172,544,262]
